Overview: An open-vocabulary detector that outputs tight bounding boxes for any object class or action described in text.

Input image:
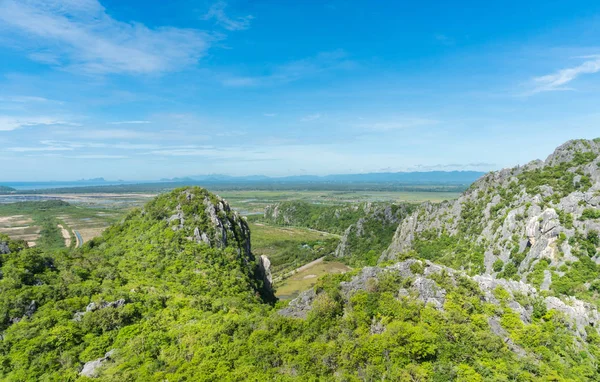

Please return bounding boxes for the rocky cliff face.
[381,139,600,287]
[157,187,252,258]
[0,241,9,255]
[334,203,413,265]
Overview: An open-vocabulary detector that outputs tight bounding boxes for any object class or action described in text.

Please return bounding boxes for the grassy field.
[0,215,39,246]
[0,201,121,250]
[275,260,351,300]
[249,222,340,276]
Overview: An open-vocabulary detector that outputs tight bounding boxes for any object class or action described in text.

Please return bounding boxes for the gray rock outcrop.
[258,255,273,291]
[73,299,126,321]
[80,349,115,378]
[381,139,600,280]
[280,259,600,344]
[278,288,317,319]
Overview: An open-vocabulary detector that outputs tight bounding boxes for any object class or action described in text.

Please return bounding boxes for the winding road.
[74,230,83,248]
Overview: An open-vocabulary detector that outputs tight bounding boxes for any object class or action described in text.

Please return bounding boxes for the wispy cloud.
[147,146,273,162]
[221,50,354,87]
[358,118,439,131]
[8,139,198,157]
[434,34,454,46]
[301,113,321,122]
[71,129,155,140]
[529,55,600,94]
[0,95,52,103]
[203,1,253,31]
[38,140,161,150]
[0,0,214,74]
[409,162,495,171]
[108,120,151,125]
[6,146,73,152]
[0,116,70,131]
[68,154,128,159]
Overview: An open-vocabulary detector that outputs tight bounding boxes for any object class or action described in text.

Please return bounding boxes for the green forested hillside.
[1,183,600,380]
[261,201,373,234]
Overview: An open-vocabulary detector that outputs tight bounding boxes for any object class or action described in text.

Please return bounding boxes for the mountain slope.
[381,139,600,300]
[0,187,275,380]
[280,258,600,380]
[3,151,600,380]
[334,203,415,266]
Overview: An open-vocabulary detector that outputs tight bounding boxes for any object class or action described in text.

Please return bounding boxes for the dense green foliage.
[0,186,15,194]
[518,151,597,198]
[335,204,415,267]
[412,231,486,274]
[549,231,600,302]
[2,224,598,380]
[581,208,600,220]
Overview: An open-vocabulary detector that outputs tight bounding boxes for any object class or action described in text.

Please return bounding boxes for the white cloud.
[203,1,253,31]
[108,120,151,125]
[530,56,600,94]
[301,113,321,122]
[6,146,73,152]
[40,140,161,150]
[9,140,206,156]
[0,116,69,131]
[0,0,214,74]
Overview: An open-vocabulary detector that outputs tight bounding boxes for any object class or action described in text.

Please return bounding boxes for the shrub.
[492,259,504,272]
[581,208,600,220]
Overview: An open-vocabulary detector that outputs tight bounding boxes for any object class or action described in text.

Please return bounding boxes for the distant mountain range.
[1,171,485,192]
[159,171,485,185]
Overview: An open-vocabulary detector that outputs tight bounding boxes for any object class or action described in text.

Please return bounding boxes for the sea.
[1,180,140,191]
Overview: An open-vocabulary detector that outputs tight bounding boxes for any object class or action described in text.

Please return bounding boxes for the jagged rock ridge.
[281,259,600,349]
[381,139,600,287]
[159,187,252,257]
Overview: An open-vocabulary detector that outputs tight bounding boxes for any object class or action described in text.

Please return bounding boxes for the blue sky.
[1,0,600,181]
